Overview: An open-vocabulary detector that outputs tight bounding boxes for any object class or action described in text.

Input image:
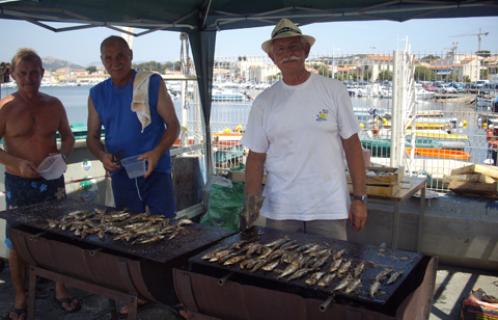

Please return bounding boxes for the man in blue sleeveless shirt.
[87,36,180,217]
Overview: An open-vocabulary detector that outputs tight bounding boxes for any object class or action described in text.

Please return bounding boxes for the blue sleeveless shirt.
[90,70,171,174]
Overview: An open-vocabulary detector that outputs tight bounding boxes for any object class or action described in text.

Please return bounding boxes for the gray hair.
[11,48,43,71]
[100,36,131,54]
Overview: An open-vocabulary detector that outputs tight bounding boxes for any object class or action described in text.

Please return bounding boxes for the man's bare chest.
[6,105,59,139]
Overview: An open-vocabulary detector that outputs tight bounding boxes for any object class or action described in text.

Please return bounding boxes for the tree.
[86,66,97,74]
[317,64,332,78]
[133,61,164,73]
[414,65,435,81]
[267,72,281,82]
[480,69,489,80]
[447,71,459,82]
[420,55,440,63]
[362,68,372,81]
[378,70,393,81]
[476,50,491,58]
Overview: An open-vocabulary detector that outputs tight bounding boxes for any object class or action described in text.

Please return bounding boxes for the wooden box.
[348,166,403,197]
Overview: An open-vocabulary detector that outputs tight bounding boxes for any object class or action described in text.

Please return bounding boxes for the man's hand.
[99,152,120,172]
[349,200,367,231]
[139,149,161,178]
[18,159,39,178]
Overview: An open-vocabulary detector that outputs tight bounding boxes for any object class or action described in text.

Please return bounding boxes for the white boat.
[212,89,248,102]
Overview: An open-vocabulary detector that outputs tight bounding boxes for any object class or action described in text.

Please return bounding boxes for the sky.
[1,17,497,67]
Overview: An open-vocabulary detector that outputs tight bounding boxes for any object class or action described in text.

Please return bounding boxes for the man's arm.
[56,100,74,159]
[86,96,119,172]
[140,80,180,177]
[245,150,266,197]
[342,133,367,231]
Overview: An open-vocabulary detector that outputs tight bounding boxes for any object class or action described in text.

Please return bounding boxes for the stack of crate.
[347,167,403,197]
[444,164,498,198]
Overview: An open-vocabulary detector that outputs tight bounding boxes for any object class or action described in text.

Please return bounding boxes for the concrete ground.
[431,265,498,320]
[0,260,496,320]
[0,260,181,320]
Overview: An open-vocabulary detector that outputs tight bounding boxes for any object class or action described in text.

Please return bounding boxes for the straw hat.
[261,18,316,54]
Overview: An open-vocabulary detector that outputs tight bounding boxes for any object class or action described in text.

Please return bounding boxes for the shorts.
[111,170,176,217]
[4,172,66,249]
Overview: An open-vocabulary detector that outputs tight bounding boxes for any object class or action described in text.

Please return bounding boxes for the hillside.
[42,56,83,71]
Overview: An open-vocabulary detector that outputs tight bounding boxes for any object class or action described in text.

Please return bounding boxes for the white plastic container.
[120,155,146,179]
[37,154,67,180]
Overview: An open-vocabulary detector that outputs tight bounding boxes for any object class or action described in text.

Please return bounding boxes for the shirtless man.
[0,49,78,320]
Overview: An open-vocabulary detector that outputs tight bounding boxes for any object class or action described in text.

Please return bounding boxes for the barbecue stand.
[1,200,235,320]
[174,227,438,320]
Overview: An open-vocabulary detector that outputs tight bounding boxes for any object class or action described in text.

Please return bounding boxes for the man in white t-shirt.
[242,18,367,240]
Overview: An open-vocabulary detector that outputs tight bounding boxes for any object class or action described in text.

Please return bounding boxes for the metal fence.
[178,52,498,191]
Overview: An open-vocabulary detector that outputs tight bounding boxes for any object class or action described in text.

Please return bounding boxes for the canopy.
[2,1,498,31]
[2,0,497,173]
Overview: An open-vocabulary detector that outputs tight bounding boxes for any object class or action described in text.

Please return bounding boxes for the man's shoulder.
[256,81,281,100]
[35,93,64,109]
[90,78,112,94]
[0,94,16,114]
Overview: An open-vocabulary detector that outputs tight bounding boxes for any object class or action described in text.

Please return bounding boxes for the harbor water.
[0,83,490,164]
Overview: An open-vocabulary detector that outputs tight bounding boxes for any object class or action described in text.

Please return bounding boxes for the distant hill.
[42,57,83,71]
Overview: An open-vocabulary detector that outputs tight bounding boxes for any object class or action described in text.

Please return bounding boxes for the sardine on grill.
[305,272,325,286]
[332,274,353,292]
[369,280,382,297]
[386,271,402,284]
[344,277,362,294]
[317,273,336,287]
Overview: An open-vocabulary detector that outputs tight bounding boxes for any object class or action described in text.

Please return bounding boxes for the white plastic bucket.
[120,155,146,179]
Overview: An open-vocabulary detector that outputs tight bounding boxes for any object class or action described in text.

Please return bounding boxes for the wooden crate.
[347,166,402,197]
[448,180,498,199]
[348,183,400,197]
[450,164,498,180]
[443,173,496,184]
[348,167,402,186]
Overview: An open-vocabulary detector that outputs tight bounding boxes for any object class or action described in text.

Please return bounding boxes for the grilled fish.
[318,273,336,287]
[329,258,343,273]
[332,274,353,292]
[344,278,362,294]
[375,268,393,282]
[386,271,402,284]
[287,268,313,281]
[223,255,247,266]
[353,261,366,278]
[369,280,381,297]
[305,272,325,286]
[262,259,280,272]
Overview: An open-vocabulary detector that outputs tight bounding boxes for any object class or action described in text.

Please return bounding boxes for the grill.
[0,199,235,319]
[175,227,437,319]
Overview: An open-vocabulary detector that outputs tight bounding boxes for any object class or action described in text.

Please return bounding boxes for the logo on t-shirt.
[316,109,329,122]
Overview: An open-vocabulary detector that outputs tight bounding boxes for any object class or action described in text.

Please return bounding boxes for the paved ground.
[0,260,181,320]
[431,265,498,320]
[0,259,496,320]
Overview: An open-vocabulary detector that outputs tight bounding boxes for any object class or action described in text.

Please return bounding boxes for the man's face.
[11,59,44,95]
[269,36,309,73]
[101,40,133,84]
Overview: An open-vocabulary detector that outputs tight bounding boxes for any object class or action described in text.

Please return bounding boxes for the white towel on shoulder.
[132,71,158,133]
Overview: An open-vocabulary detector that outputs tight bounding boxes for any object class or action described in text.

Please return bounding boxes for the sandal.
[53,296,81,313]
[5,307,27,320]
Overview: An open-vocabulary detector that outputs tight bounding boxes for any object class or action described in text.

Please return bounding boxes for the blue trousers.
[4,172,66,249]
[111,170,176,217]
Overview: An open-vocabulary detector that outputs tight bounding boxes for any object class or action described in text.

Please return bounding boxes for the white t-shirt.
[242,73,359,221]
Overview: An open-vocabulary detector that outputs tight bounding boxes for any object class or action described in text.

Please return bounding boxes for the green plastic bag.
[200,178,244,231]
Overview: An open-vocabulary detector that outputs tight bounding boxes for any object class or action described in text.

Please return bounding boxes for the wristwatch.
[351,194,368,202]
